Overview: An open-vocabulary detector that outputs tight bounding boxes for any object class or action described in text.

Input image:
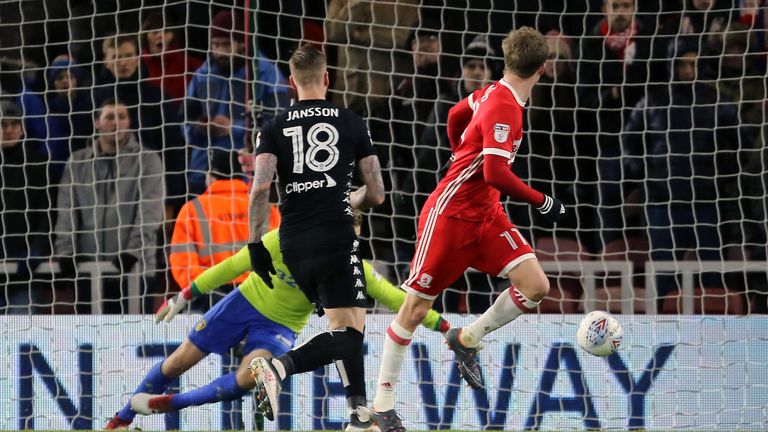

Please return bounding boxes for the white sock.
[461,287,538,347]
[373,320,413,412]
[270,358,287,380]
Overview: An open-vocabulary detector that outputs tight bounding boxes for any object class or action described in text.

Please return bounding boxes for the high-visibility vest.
[169,179,280,288]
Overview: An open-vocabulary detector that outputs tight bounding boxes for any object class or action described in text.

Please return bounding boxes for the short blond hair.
[501,27,549,78]
[289,46,327,86]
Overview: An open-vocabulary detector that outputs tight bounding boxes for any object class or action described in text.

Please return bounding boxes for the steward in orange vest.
[169,149,280,289]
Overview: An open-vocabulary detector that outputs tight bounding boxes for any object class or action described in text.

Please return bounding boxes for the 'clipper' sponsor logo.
[286,173,337,194]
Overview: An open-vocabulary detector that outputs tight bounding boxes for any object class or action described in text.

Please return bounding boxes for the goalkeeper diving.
[104,221,449,430]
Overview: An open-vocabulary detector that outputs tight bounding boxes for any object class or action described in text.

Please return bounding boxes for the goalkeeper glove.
[433,316,451,333]
[537,195,566,224]
[248,241,276,289]
[155,284,198,323]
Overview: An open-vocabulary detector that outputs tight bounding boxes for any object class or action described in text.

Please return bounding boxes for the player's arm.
[350,119,386,210]
[350,155,385,210]
[481,116,565,223]
[446,93,477,152]
[249,152,278,242]
[247,133,278,286]
[363,261,450,333]
[155,246,252,323]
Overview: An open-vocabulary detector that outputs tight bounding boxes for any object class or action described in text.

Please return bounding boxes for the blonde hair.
[289,46,327,86]
[501,27,549,78]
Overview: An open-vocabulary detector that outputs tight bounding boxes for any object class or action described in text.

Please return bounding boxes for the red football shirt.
[427,79,527,221]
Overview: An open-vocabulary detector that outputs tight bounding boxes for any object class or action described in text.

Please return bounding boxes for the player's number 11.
[500,228,529,250]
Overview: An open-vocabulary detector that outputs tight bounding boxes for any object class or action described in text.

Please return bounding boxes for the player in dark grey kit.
[246,46,385,432]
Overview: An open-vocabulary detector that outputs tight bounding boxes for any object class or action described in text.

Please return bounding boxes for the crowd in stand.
[0,0,766,314]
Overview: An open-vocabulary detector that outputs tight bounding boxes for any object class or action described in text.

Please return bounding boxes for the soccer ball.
[576,310,624,357]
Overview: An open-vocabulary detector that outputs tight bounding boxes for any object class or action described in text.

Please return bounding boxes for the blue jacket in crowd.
[183,51,289,193]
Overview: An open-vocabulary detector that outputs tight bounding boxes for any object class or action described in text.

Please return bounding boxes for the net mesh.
[0,0,767,430]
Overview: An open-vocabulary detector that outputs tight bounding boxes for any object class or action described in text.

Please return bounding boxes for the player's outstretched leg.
[444,328,484,389]
[130,371,250,415]
[249,357,283,421]
[130,393,173,414]
[452,281,543,388]
[104,361,176,429]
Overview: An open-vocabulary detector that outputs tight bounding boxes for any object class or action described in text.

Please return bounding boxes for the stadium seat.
[660,287,747,315]
[536,236,591,262]
[598,236,650,313]
[538,285,579,313]
[601,236,650,279]
[578,286,647,314]
[535,237,590,305]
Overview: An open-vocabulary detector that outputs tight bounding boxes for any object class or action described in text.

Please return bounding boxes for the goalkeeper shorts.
[188,290,296,356]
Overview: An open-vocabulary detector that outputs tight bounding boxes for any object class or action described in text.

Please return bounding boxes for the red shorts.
[403,203,536,300]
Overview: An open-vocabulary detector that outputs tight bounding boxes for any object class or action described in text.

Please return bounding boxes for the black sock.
[277,327,364,376]
[336,349,366,409]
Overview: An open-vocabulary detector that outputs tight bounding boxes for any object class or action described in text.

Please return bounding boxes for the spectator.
[522,32,591,245]
[183,10,289,196]
[417,36,495,202]
[707,23,765,126]
[679,0,732,38]
[0,100,51,313]
[94,34,186,207]
[670,0,734,73]
[54,99,164,313]
[140,11,204,105]
[325,0,419,118]
[169,149,279,309]
[389,26,449,271]
[17,55,93,182]
[391,27,449,164]
[578,0,661,246]
[619,37,740,297]
[738,0,768,66]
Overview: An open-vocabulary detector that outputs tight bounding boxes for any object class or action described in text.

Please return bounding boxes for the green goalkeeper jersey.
[192,229,445,333]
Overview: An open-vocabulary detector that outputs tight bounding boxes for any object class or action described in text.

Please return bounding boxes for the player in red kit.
[371,27,565,432]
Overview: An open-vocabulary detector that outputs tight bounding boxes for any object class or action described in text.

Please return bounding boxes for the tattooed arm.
[249,153,278,242]
[350,155,385,210]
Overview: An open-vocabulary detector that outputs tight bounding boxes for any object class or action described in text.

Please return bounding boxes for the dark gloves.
[247,241,276,288]
[537,195,566,224]
[112,253,139,273]
[58,256,78,279]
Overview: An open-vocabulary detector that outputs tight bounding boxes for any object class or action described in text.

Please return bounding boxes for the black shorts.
[283,239,369,309]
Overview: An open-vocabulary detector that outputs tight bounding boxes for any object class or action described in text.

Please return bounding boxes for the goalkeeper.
[105,223,449,430]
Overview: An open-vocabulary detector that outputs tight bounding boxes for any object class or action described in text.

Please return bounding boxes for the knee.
[162,342,202,377]
[521,274,550,303]
[161,356,188,378]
